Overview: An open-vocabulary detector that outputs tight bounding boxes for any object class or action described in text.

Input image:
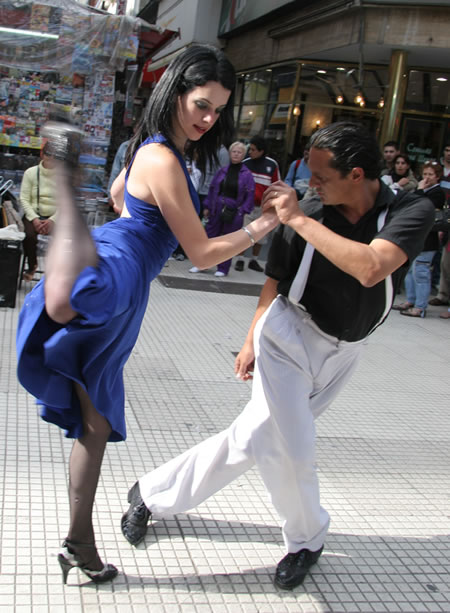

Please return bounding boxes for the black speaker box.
[0,240,22,308]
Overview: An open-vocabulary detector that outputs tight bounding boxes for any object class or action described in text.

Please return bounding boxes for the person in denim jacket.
[190,141,255,276]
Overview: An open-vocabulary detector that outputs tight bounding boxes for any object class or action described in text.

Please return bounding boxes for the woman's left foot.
[400,307,426,318]
[58,539,118,584]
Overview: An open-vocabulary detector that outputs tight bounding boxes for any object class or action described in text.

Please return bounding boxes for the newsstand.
[0,239,22,308]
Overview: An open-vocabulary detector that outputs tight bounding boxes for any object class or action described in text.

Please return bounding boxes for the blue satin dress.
[16,134,200,442]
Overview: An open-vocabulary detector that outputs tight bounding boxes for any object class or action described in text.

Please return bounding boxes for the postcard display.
[0,0,140,193]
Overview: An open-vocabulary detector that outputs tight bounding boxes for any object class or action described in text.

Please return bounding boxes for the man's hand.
[234,339,255,381]
[262,181,304,226]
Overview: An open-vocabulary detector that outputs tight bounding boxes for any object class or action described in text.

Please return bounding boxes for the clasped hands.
[32,218,54,235]
[261,181,305,226]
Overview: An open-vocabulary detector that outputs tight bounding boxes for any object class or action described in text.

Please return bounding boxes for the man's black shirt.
[266,182,435,341]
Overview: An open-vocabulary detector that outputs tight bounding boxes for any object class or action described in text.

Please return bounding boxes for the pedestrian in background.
[392,161,445,317]
[284,145,311,199]
[189,141,255,276]
[20,142,57,281]
[381,152,418,193]
[235,135,280,272]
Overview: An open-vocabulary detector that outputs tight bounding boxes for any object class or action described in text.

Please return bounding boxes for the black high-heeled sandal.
[58,539,118,585]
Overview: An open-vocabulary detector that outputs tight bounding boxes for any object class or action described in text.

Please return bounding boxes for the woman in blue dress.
[16,45,278,585]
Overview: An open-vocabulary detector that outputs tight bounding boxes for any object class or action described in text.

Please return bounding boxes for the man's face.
[443,146,450,164]
[248,144,264,159]
[308,148,356,205]
[383,145,399,164]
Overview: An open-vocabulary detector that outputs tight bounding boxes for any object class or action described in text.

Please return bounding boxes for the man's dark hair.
[309,122,382,180]
[249,135,267,154]
[383,140,399,149]
[126,44,236,174]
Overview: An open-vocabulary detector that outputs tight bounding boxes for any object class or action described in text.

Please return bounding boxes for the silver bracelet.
[242,225,255,246]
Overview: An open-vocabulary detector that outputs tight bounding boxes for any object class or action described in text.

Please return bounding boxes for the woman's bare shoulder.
[134,141,180,171]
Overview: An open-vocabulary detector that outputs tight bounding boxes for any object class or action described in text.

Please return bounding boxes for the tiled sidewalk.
[0,259,449,612]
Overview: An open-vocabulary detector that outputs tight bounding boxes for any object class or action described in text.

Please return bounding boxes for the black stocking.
[66,383,112,570]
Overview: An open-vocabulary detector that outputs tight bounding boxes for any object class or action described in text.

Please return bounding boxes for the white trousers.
[139,295,367,553]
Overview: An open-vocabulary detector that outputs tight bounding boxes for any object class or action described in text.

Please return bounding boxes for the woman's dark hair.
[309,122,382,180]
[125,44,236,174]
[393,153,411,168]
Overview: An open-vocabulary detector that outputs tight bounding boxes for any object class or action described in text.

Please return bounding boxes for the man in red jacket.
[235,135,280,272]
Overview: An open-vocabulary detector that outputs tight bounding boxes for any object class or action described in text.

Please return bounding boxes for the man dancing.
[121,122,435,590]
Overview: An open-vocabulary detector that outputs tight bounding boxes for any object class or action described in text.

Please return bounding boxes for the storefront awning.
[141,46,185,86]
[136,24,179,64]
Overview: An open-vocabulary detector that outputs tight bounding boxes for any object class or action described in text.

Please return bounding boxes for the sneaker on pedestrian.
[189,266,200,273]
[274,546,323,590]
[248,259,263,272]
[234,260,244,272]
[214,271,226,277]
[175,253,185,261]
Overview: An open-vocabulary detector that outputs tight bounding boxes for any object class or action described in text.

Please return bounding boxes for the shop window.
[268,65,297,102]
[242,70,271,103]
[400,117,446,169]
[406,70,450,114]
[296,64,387,110]
[238,104,266,138]
[234,74,244,106]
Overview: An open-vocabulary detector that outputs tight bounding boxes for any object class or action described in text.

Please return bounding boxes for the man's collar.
[374,179,396,210]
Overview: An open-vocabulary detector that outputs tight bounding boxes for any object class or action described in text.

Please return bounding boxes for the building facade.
[219,0,450,172]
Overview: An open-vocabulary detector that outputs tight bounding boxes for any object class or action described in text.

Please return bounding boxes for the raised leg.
[42,124,98,323]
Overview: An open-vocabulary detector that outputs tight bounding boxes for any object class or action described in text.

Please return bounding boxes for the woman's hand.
[397,177,409,187]
[262,181,304,226]
[234,338,255,380]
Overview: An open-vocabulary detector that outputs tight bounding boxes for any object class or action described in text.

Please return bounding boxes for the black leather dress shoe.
[248,259,263,272]
[274,546,323,590]
[121,481,151,546]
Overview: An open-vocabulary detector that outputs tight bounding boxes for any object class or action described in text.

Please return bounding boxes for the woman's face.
[422,167,439,185]
[173,81,231,148]
[394,156,409,176]
[230,145,246,164]
[42,153,56,170]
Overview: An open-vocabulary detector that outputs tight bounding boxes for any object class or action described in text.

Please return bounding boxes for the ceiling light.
[377,97,385,108]
[437,77,448,82]
[336,95,344,104]
[317,70,327,74]
[293,105,301,116]
[336,67,346,71]
[0,26,58,39]
[354,94,363,104]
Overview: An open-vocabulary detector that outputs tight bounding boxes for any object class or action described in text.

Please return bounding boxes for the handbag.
[220,203,238,224]
[432,207,450,232]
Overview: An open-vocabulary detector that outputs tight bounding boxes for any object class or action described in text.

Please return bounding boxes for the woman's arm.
[110,167,127,215]
[20,168,38,222]
[128,144,279,269]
